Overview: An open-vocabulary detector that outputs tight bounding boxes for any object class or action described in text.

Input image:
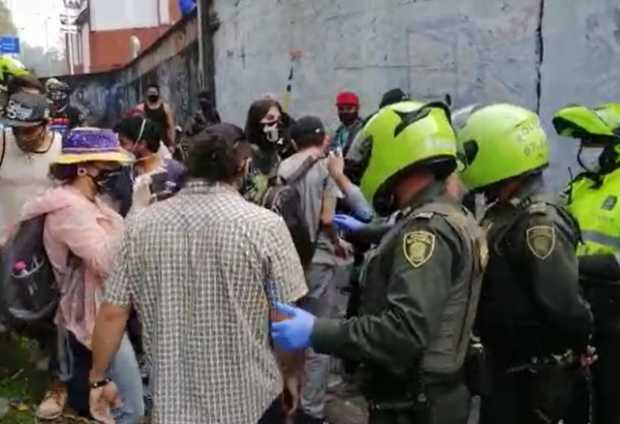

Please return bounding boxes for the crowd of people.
[1,55,620,424]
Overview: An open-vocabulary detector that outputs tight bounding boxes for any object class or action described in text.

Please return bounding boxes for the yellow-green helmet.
[457,104,549,191]
[0,55,28,86]
[552,104,617,140]
[359,101,457,214]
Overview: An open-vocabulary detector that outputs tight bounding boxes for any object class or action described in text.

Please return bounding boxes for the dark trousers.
[368,382,470,424]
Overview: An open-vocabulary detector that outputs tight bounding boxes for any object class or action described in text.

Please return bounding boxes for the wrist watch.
[89,377,112,390]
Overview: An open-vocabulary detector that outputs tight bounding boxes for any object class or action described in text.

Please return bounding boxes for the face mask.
[94,168,134,217]
[147,95,160,103]
[262,122,283,145]
[339,112,358,126]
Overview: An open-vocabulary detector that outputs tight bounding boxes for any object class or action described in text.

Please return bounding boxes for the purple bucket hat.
[53,127,132,165]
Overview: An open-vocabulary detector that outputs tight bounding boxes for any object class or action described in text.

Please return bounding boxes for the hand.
[579,346,598,368]
[333,214,367,233]
[89,381,122,424]
[327,149,345,179]
[271,303,316,352]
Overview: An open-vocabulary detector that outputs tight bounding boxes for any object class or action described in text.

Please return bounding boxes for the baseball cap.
[380,88,409,108]
[1,92,50,127]
[289,116,325,140]
[336,91,360,107]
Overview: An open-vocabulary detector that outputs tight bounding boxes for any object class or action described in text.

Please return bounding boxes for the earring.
[77,167,87,177]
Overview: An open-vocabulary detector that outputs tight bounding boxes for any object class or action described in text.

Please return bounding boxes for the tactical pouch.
[464,340,494,396]
[526,364,580,423]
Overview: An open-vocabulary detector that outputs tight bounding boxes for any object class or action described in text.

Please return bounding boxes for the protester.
[16,128,143,422]
[331,91,363,155]
[379,88,409,109]
[242,98,292,203]
[136,84,176,152]
[184,90,221,137]
[88,123,308,424]
[456,104,593,424]
[553,102,620,424]
[116,116,186,213]
[0,92,61,241]
[46,78,84,131]
[272,101,486,424]
[278,116,356,424]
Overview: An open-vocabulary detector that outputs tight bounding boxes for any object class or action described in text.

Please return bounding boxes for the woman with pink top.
[19,128,143,423]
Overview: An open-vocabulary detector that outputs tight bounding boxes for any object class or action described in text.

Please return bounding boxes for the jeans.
[109,335,145,424]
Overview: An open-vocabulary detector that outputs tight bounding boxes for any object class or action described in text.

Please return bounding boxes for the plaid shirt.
[104,181,308,424]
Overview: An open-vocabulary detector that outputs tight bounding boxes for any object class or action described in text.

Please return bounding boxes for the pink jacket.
[20,185,125,348]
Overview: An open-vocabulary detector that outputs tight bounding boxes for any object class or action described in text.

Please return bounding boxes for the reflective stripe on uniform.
[582,230,620,250]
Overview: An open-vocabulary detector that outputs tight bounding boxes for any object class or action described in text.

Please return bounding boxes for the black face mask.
[262,122,283,145]
[147,95,160,103]
[339,112,358,127]
[94,168,134,217]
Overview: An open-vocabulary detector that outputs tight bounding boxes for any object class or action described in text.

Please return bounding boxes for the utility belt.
[367,370,463,413]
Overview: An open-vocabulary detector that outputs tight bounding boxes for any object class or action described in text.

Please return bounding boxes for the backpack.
[0,214,59,329]
[260,156,323,269]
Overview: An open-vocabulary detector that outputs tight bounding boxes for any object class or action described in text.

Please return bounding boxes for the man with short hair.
[136,84,176,152]
[89,123,308,424]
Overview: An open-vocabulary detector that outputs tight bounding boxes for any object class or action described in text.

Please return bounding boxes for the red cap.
[336,91,359,107]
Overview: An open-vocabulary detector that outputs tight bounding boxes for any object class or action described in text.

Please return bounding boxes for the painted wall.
[52,13,201,130]
[212,0,620,191]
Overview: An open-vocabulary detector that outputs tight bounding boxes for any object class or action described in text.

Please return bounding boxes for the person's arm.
[89,227,138,423]
[46,203,124,279]
[579,254,620,285]
[327,151,373,221]
[512,211,593,349]
[261,218,308,416]
[311,219,459,376]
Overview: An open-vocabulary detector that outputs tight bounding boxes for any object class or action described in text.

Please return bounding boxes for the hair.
[146,83,160,92]
[244,99,281,145]
[186,124,251,183]
[115,116,162,153]
[8,75,45,96]
[294,133,325,150]
[49,163,79,182]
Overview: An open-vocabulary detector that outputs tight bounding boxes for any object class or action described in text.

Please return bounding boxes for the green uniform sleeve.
[510,210,592,349]
[311,218,461,376]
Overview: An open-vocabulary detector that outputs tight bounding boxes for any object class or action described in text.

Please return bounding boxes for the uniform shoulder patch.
[403,230,436,268]
[526,225,556,260]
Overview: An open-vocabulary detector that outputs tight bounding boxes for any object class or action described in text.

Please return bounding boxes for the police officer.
[553,103,620,424]
[456,104,593,424]
[271,101,487,424]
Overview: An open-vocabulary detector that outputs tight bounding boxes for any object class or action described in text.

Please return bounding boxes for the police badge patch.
[526,225,556,260]
[403,231,435,268]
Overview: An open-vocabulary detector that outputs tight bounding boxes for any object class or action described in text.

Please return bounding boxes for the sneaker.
[36,381,67,420]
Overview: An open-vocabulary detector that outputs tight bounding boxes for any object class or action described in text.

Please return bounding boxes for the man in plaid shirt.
[88,123,308,424]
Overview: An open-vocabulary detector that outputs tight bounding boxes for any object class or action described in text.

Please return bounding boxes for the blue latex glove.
[333,214,367,233]
[271,303,316,352]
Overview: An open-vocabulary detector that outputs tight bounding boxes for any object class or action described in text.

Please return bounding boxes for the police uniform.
[311,183,487,424]
[565,167,620,424]
[477,176,593,424]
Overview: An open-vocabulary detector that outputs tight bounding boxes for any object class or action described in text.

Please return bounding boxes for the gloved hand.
[333,214,367,233]
[271,303,316,352]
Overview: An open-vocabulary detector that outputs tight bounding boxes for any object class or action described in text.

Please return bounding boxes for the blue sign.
[0,36,20,54]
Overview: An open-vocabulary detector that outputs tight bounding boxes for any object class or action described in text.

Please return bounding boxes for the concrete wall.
[213,0,620,191]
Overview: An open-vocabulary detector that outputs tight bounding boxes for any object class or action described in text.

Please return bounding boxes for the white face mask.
[262,122,283,145]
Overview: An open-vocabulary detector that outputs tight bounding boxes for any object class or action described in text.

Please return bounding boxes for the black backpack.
[0,214,59,329]
[260,156,322,269]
